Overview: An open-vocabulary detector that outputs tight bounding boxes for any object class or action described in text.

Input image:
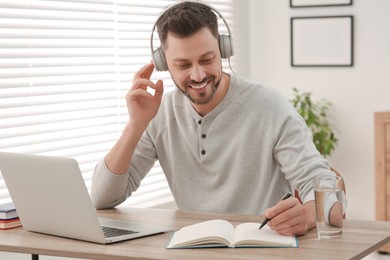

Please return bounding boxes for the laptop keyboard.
[102,226,139,238]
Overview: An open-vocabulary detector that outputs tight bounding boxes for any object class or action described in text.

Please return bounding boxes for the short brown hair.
[156,1,219,50]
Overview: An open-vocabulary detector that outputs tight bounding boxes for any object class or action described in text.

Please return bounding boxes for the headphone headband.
[150,1,234,71]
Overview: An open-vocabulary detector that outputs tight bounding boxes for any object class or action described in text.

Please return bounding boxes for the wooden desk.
[0,207,389,260]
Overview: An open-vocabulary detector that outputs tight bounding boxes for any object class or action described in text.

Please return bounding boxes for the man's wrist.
[304,201,317,231]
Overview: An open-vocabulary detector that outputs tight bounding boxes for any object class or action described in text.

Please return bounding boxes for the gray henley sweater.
[91,74,333,214]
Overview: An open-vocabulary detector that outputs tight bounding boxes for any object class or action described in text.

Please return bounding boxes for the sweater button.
[201,134,206,139]
[201,150,206,155]
[198,120,202,125]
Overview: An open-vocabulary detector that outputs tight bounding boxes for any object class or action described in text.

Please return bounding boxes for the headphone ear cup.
[219,34,233,59]
[152,47,168,71]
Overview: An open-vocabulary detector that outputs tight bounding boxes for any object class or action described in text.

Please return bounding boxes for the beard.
[173,73,223,105]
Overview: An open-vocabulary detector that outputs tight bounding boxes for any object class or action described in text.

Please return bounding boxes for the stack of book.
[0,202,22,230]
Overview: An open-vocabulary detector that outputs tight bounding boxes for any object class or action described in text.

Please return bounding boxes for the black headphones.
[150,1,234,71]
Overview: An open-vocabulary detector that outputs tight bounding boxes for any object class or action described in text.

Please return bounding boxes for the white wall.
[246,0,390,220]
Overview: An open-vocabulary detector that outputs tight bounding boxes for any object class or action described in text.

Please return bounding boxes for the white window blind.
[0,0,234,207]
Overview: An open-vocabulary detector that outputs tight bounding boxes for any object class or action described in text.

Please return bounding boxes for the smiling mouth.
[188,80,209,90]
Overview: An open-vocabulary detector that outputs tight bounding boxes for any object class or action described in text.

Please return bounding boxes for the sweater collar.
[189,73,237,122]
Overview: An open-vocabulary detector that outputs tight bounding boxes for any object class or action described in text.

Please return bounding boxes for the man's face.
[164,27,223,105]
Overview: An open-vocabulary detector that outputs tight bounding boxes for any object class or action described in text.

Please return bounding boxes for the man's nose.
[190,64,206,83]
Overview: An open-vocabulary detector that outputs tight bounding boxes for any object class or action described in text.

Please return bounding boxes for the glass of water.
[314,175,346,239]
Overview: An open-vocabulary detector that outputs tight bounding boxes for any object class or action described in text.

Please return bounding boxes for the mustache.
[186,76,213,85]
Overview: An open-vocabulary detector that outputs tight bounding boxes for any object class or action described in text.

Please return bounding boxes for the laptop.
[0,152,172,244]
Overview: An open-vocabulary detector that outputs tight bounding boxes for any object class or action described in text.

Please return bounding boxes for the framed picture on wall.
[290,0,352,8]
[291,16,353,67]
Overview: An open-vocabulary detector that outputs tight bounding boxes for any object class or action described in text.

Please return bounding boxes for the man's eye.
[200,59,213,65]
[177,64,190,69]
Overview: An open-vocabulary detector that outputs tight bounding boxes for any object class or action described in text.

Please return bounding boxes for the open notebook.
[167,219,298,249]
[0,152,171,244]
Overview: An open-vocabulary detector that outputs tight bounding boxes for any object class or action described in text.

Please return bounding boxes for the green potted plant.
[290,88,338,157]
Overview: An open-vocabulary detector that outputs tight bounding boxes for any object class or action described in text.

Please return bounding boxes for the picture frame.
[291,16,353,67]
[290,0,352,8]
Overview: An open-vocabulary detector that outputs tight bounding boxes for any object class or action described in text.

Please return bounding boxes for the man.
[91,1,337,236]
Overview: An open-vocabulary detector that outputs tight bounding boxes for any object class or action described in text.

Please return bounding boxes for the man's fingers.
[269,212,301,229]
[133,62,154,80]
[265,198,296,220]
[131,78,157,91]
[128,79,163,101]
[265,198,309,236]
[127,88,155,101]
[270,222,303,236]
[154,80,164,99]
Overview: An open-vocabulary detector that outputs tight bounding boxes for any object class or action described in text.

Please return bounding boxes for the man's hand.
[264,198,316,236]
[104,62,163,175]
[127,62,164,129]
